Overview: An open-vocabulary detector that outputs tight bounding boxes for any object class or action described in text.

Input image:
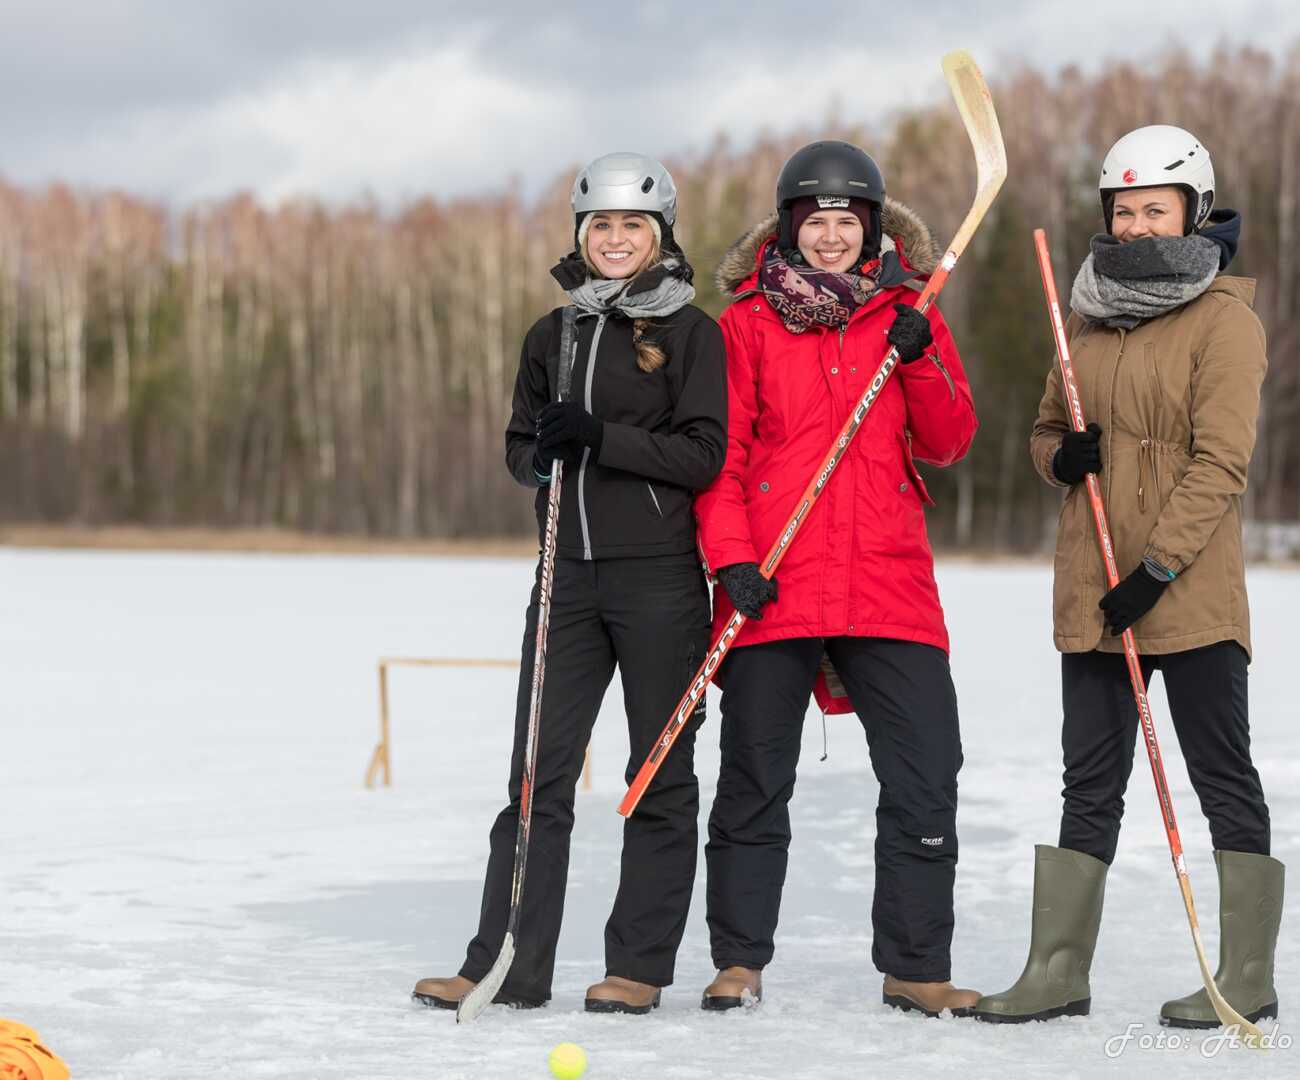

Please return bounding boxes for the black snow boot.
[974,845,1108,1023]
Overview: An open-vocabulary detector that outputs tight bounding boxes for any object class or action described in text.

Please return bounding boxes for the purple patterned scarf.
[757,247,882,333]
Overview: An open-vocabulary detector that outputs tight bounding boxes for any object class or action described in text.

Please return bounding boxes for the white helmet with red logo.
[1099,124,1215,233]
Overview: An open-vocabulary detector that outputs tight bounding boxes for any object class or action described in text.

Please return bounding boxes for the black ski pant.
[460,552,711,1002]
[705,636,963,982]
[1058,642,1270,866]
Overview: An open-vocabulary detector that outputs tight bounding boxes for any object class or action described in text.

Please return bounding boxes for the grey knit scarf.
[1070,233,1221,329]
[563,256,696,319]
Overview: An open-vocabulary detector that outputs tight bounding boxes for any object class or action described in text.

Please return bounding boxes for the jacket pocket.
[898,432,936,506]
[1145,342,1163,435]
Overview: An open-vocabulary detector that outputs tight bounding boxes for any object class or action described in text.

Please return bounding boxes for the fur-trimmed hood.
[715,197,940,297]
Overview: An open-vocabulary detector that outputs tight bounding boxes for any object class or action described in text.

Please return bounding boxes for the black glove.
[531,445,574,479]
[717,562,779,621]
[532,424,581,475]
[886,303,933,364]
[1052,423,1103,485]
[1099,564,1170,635]
[538,402,604,458]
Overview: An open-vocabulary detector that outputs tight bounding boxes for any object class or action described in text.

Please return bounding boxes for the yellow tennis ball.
[548,1041,587,1080]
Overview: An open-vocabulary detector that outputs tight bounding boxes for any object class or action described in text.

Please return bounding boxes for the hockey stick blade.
[1033,228,1264,1049]
[617,50,1006,819]
[455,932,515,1023]
[1184,880,1267,1044]
[938,49,1007,264]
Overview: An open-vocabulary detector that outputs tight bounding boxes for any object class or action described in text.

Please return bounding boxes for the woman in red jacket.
[694,141,981,1016]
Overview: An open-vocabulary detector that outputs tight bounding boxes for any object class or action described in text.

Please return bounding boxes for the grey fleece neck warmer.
[1070,232,1221,329]
[564,257,696,319]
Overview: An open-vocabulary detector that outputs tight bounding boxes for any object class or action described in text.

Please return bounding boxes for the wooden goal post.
[364,657,592,791]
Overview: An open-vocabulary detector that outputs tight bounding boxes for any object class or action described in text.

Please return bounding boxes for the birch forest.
[1,47,1297,549]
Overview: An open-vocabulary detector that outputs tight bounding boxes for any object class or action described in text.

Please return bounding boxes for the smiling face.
[583,211,657,279]
[1110,185,1187,241]
[797,211,865,271]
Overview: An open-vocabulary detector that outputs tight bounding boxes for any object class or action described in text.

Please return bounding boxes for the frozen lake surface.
[2,548,1297,1078]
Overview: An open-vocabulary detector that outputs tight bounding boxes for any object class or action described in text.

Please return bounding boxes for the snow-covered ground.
[2,548,1296,1079]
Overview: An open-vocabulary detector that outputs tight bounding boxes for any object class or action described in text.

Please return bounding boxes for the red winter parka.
[694,201,978,713]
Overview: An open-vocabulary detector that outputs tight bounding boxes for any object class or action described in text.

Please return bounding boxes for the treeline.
[1,44,1297,549]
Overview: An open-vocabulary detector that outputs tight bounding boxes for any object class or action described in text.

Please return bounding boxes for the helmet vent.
[641,177,654,193]
[580,178,589,194]
[1163,159,1186,171]
[798,179,819,187]
[848,180,871,188]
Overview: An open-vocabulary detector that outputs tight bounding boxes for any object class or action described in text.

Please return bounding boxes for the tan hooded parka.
[1030,275,1266,657]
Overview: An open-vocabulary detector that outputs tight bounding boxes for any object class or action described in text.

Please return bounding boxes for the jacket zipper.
[697,535,712,578]
[1145,342,1162,434]
[1105,329,1126,516]
[929,354,956,399]
[1144,342,1162,508]
[577,313,607,561]
[646,483,663,517]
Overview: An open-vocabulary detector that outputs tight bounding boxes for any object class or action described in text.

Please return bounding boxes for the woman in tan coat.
[974,126,1282,1029]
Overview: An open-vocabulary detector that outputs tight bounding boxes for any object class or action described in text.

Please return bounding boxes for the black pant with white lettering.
[705,636,963,982]
[460,553,712,1003]
[1059,642,1270,865]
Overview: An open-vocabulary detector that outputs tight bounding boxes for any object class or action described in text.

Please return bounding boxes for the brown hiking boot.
[412,975,474,1010]
[701,966,762,1011]
[584,976,662,1015]
[883,975,981,1018]
[411,974,543,1011]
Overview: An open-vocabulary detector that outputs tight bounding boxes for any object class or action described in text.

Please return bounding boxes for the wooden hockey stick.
[619,49,1007,818]
[1033,227,1264,1047]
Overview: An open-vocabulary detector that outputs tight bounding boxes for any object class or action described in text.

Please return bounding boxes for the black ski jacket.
[505,304,727,560]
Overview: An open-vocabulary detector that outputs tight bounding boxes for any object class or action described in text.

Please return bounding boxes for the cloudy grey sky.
[2,0,1298,206]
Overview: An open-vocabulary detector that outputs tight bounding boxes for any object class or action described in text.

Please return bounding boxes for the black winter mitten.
[538,402,604,457]
[717,562,779,621]
[886,303,933,364]
[1099,564,1170,635]
[1052,423,1103,485]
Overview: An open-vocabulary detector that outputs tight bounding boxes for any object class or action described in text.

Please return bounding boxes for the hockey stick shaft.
[458,310,578,1022]
[1033,228,1263,1044]
[619,49,1006,819]
[456,456,562,1022]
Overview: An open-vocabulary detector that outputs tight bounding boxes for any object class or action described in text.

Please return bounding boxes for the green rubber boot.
[974,845,1108,1023]
[1160,850,1284,1028]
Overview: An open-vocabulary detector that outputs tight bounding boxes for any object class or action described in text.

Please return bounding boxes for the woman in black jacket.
[413,152,727,1015]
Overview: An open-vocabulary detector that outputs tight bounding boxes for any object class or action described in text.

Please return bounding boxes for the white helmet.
[571,152,677,227]
[1099,125,1215,232]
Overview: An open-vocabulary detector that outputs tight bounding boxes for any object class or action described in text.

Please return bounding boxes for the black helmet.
[776,140,886,260]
